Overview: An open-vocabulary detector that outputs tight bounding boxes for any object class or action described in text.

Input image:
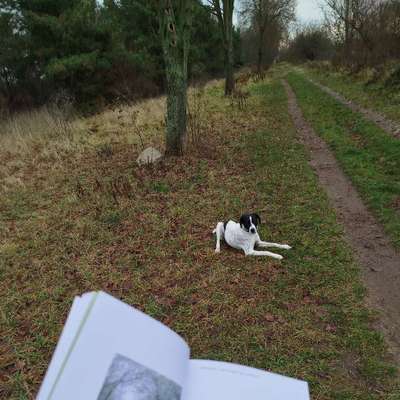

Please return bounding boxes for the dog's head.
[239,213,261,234]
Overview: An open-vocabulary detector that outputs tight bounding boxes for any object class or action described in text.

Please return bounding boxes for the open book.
[37,291,310,400]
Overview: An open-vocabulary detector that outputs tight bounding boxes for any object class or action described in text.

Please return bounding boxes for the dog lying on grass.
[213,213,291,260]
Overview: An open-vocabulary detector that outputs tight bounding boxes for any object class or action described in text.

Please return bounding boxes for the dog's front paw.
[215,248,221,254]
[275,254,283,260]
[281,244,291,250]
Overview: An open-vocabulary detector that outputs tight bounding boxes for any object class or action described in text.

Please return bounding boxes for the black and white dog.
[213,213,291,260]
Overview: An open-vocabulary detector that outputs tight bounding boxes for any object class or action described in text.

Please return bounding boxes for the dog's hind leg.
[246,249,283,260]
[213,222,224,253]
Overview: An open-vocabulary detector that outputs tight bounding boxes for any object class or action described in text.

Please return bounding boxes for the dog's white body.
[213,220,291,260]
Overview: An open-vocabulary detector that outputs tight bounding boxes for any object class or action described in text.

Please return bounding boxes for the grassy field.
[287,72,400,249]
[1,68,399,399]
[303,64,400,123]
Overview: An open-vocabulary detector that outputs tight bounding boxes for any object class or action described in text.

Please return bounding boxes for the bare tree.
[156,1,194,156]
[324,0,376,61]
[287,0,400,69]
[343,0,352,58]
[206,0,235,95]
[240,0,295,72]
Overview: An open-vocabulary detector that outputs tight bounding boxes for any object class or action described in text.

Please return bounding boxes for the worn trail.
[307,77,400,139]
[283,79,400,364]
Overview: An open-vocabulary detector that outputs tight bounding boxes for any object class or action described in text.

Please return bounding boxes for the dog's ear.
[252,213,261,225]
[239,214,246,228]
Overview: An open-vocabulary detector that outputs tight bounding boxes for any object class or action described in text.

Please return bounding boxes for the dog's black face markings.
[240,213,261,234]
[251,213,261,226]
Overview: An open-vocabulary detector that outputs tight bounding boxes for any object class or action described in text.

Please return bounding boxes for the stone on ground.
[136,147,162,166]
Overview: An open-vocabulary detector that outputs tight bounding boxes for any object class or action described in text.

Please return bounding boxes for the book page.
[48,292,190,400]
[183,360,309,400]
[37,292,96,400]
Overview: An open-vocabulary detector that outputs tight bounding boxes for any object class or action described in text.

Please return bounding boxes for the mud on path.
[307,78,400,140]
[283,79,400,364]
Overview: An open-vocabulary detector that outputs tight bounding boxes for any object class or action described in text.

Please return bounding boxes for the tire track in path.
[307,77,400,139]
[283,79,400,364]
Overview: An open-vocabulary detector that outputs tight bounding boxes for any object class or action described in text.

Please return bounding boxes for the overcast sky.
[234,0,325,26]
[97,1,325,26]
[296,0,325,23]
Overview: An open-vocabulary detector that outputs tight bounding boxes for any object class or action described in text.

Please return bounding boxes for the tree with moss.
[156,1,194,156]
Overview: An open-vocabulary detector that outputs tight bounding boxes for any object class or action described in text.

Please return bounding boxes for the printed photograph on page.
[97,354,182,400]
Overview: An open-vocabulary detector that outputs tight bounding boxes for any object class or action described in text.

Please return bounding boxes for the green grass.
[302,65,400,123]
[0,72,399,399]
[287,72,400,248]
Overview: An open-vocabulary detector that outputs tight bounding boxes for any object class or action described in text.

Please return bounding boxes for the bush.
[385,66,400,90]
[281,25,335,64]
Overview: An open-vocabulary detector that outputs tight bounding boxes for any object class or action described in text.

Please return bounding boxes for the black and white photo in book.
[97,354,182,400]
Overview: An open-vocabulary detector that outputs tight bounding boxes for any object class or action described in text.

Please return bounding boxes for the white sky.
[97,1,325,27]
[296,0,325,23]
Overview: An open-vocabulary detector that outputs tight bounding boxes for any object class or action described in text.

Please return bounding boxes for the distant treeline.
[282,0,400,74]
[0,0,241,114]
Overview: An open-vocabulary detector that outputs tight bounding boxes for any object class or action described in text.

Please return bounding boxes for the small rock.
[136,147,162,166]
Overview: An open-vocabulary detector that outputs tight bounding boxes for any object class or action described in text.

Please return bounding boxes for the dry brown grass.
[87,96,166,149]
[0,86,223,193]
[0,96,165,194]
[0,107,84,192]
[0,107,77,152]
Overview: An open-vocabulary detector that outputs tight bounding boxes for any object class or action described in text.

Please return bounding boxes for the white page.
[183,360,310,400]
[49,292,190,400]
[37,292,96,400]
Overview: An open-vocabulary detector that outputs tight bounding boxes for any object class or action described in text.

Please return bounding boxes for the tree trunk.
[213,0,235,96]
[224,42,234,95]
[224,0,235,95]
[257,30,264,73]
[164,56,187,156]
[257,45,263,73]
[159,1,192,157]
[344,0,351,63]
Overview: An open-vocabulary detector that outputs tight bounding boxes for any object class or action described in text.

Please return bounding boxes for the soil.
[307,78,400,140]
[283,79,400,364]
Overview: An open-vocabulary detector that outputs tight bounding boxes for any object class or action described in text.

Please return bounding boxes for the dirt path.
[307,78,400,140]
[283,79,400,364]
